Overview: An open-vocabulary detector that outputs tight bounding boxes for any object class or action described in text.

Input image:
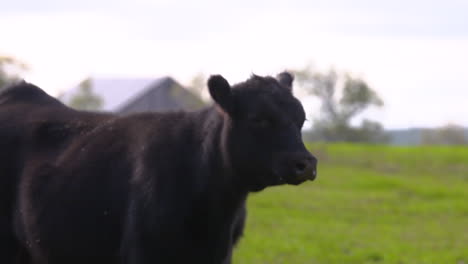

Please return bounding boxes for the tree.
[0,55,28,89]
[188,72,211,102]
[68,78,103,111]
[421,124,467,145]
[295,65,387,143]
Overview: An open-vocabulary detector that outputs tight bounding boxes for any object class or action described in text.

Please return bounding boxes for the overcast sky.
[1,0,467,129]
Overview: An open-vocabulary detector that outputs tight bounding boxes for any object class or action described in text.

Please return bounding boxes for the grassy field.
[233,143,468,264]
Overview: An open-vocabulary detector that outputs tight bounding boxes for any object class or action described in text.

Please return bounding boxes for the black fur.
[0,73,317,264]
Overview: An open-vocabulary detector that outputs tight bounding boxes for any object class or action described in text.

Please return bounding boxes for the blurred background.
[1,0,467,263]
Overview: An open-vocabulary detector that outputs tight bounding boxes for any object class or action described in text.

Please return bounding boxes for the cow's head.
[208,72,317,192]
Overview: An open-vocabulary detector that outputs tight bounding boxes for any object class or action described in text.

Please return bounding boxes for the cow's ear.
[276,71,294,91]
[208,75,233,114]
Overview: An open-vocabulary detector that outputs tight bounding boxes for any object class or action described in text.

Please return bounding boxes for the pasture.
[233,143,468,264]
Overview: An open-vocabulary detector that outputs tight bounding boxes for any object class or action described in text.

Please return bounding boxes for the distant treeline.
[304,125,468,145]
[385,126,468,145]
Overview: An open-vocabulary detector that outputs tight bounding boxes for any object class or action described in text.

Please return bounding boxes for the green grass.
[233,143,468,264]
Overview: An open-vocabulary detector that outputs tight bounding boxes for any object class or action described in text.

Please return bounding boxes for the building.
[61,76,205,114]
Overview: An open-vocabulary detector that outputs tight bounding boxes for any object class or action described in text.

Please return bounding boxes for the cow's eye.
[250,116,271,128]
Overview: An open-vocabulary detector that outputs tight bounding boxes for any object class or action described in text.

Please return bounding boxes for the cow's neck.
[184,107,248,252]
[196,107,248,200]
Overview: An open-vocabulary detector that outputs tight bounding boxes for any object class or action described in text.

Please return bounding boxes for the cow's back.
[0,82,112,262]
[0,82,74,192]
[0,81,111,167]
[0,81,115,202]
[0,81,73,261]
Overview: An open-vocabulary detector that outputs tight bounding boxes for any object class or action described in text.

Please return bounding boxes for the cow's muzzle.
[286,152,318,185]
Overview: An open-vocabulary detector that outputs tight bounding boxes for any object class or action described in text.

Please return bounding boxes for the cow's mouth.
[253,168,317,191]
[285,171,316,185]
[272,168,316,186]
[270,152,318,186]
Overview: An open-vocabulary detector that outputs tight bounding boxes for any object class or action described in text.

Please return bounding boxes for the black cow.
[0,72,317,264]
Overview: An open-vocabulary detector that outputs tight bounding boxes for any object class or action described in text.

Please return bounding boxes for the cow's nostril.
[295,162,306,174]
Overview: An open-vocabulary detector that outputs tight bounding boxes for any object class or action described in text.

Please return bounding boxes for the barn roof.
[61,76,205,113]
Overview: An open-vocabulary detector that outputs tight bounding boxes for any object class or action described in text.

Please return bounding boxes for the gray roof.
[62,76,205,113]
[116,77,205,114]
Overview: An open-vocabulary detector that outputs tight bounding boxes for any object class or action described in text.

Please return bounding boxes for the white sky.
[1,0,467,129]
